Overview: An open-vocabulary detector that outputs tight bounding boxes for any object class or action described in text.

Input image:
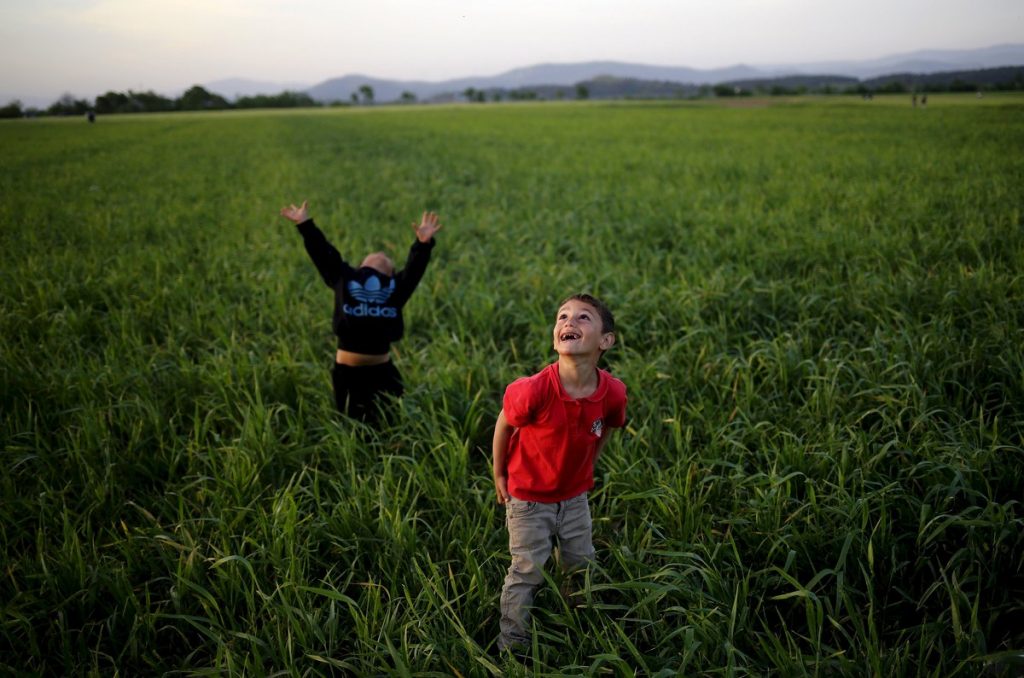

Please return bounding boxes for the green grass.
[2,94,1023,675]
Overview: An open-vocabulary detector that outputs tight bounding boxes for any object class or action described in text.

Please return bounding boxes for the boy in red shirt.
[492,293,628,653]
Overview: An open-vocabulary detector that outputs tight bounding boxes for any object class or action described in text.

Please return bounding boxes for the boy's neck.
[557,355,601,399]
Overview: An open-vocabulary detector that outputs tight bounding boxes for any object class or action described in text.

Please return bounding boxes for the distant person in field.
[491,293,627,654]
[280,200,442,422]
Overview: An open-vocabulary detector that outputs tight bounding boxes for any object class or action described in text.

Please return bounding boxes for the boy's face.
[360,252,395,276]
[553,299,615,356]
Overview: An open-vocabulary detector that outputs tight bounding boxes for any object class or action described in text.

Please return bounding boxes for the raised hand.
[413,211,443,243]
[280,200,309,224]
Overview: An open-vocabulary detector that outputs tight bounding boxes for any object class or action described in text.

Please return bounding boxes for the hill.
[862,65,1024,91]
[296,44,1024,103]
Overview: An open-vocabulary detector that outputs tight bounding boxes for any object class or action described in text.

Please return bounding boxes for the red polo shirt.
[503,363,627,502]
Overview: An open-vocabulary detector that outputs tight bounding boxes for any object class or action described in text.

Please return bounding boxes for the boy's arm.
[594,431,614,464]
[492,409,514,505]
[595,383,627,464]
[280,201,353,287]
[393,212,442,303]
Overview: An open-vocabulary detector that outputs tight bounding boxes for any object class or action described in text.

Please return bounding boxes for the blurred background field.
[1,95,1022,675]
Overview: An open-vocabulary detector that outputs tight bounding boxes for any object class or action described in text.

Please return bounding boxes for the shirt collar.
[546,362,607,402]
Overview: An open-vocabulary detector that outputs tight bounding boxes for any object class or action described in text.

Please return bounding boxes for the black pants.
[332,361,403,422]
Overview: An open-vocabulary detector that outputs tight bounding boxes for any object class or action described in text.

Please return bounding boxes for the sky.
[1,0,1021,104]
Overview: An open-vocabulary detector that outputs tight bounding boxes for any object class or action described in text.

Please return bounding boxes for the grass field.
[2,94,1023,675]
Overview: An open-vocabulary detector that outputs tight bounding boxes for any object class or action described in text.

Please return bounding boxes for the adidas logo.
[348,275,395,304]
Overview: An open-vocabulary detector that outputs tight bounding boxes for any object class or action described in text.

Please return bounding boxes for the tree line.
[3,66,1022,119]
[0,85,321,119]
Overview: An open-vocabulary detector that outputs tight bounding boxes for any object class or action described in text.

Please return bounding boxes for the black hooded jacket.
[296,219,434,354]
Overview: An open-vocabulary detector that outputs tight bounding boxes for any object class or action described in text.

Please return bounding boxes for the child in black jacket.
[280,200,442,421]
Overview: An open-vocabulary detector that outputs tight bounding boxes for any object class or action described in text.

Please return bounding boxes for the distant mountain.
[300,43,1024,103]
[574,76,701,99]
[204,77,311,100]
[305,63,770,103]
[474,62,767,87]
[861,65,1024,90]
[720,74,860,91]
[305,75,455,103]
[584,67,1023,99]
[766,43,1024,79]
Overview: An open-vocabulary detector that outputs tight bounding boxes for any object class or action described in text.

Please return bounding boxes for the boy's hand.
[280,200,309,224]
[494,474,511,505]
[413,211,442,243]
[492,409,512,505]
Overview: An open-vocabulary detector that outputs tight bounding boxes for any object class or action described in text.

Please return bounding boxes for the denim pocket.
[506,497,537,518]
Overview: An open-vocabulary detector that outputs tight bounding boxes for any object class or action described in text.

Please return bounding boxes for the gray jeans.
[498,492,595,651]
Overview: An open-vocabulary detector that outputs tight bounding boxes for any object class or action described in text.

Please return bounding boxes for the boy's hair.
[559,293,615,334]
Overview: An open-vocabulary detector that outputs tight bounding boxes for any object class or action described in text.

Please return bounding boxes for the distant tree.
[461,87,486,102]
[95,90,131,114]
[400,91,417,104]
[236,90,316,109]
[358,85,374,104]
[94,89,173,114]
[131,90,175,111]
[351,92,359,104]
[491,91,503,102]
[0,100,23,118]
[177,85,230,110]
[48,93,91,116]
[576,84,589,100]
[712,84,735,97]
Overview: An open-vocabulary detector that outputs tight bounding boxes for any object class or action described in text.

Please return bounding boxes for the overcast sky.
[1,0,1021,103]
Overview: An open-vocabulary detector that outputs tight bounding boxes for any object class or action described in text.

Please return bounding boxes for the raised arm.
[280,201,353,288]
[393,211,442,303]
[492,409,514,505]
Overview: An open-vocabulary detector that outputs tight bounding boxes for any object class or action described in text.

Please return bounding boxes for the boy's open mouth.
[560,331,580,341]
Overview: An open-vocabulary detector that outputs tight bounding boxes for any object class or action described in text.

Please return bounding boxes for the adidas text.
[344,303,398,318]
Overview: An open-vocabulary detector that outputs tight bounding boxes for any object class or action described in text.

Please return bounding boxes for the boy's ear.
[599,332,616,352]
